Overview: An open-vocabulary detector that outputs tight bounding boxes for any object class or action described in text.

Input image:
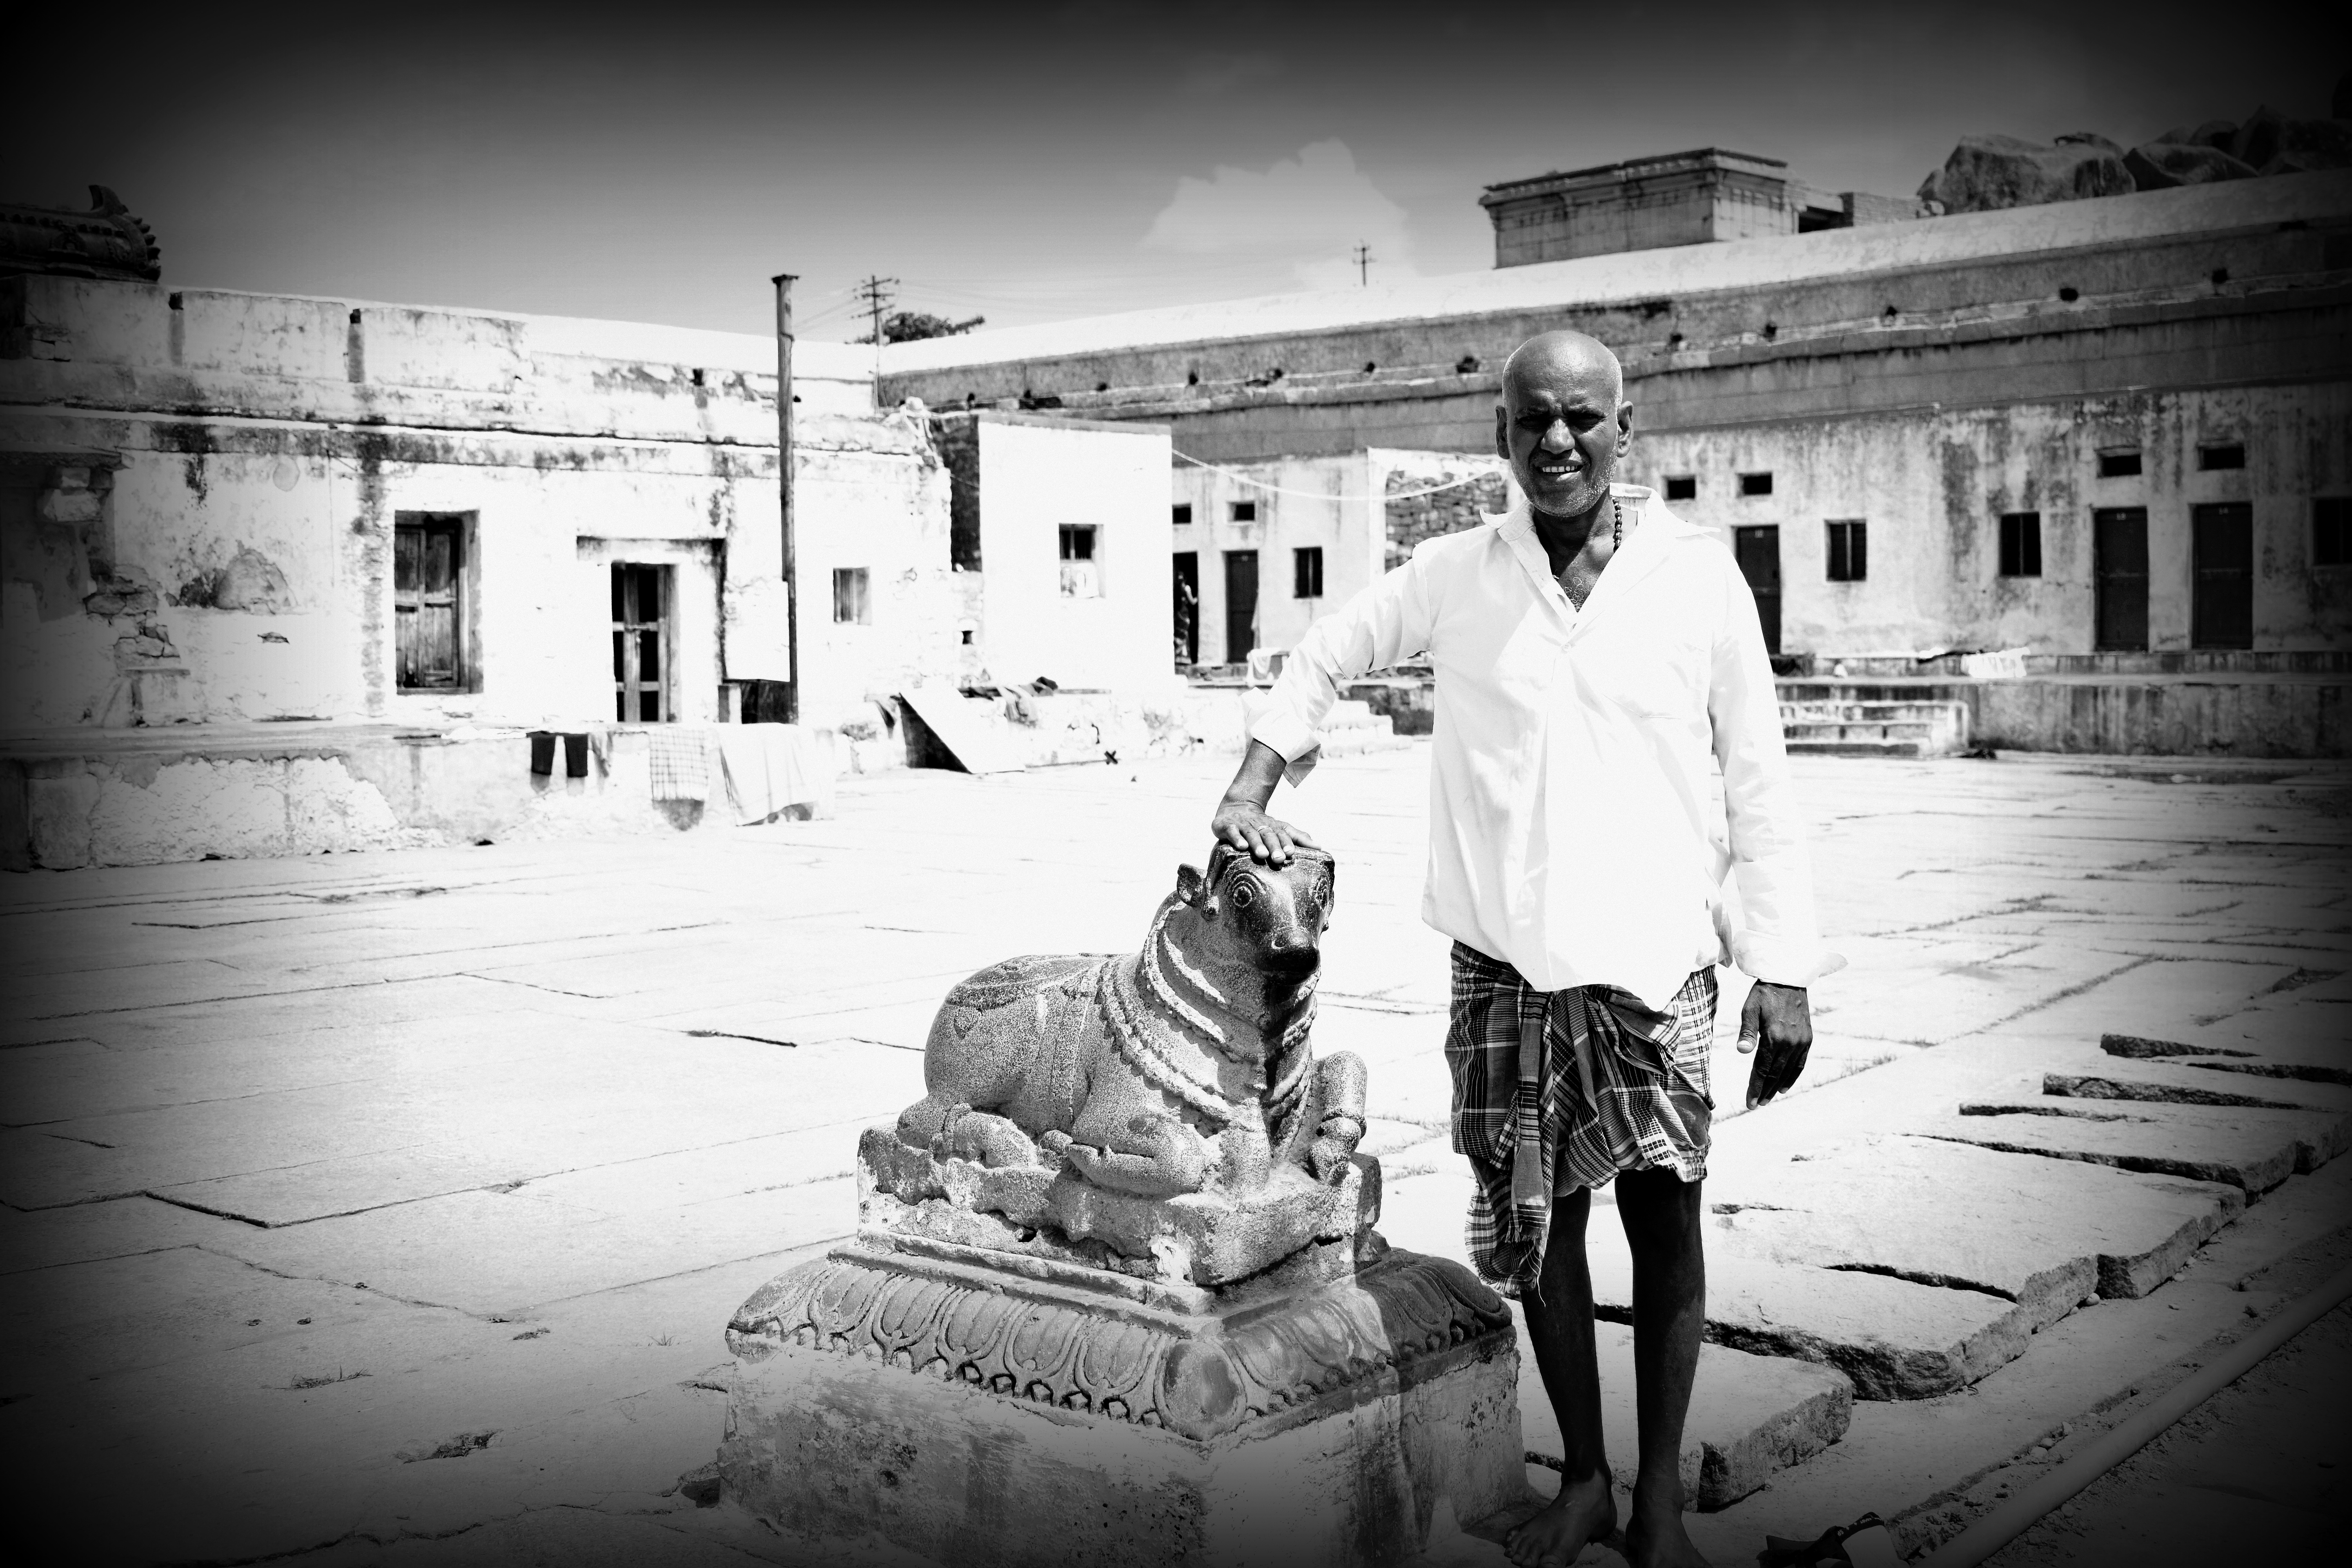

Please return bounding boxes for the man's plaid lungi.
[1446,941,1717,1297]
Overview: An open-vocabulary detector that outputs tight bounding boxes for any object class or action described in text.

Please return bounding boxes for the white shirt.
[1250,484,1825,1012]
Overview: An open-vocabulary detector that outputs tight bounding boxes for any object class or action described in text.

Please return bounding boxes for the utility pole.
[1354,243,1372,287]
[855,274,899,385]
[772,272,799,724]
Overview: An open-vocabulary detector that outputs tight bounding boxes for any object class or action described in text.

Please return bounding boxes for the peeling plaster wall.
[0,278,936,736]
[1629,383,2352,655]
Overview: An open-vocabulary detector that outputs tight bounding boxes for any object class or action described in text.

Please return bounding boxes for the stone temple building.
[880,164,2352,757]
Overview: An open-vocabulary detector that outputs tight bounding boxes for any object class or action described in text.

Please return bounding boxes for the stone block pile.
[1918,87,2352,213]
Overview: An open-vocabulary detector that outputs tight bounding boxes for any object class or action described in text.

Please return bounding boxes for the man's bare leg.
[1506,1187,1617,1567]
[1616,1167,1711,1568]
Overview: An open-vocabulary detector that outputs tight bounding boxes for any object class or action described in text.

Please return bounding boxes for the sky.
[5,1,2337,343]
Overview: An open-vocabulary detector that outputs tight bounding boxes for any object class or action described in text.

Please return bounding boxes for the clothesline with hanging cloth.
[1172,449,1502,503]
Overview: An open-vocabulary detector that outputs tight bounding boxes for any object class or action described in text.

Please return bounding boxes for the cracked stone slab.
[1706,1134,2240,1308]
[1516,1321,1853,1511]
[2102,1001,2352,1086]
[1959,1074,2352,1178]
[1916,1100,2315,1194]
[1585,1225,2029,1401]
[2043,1056,2352,1115]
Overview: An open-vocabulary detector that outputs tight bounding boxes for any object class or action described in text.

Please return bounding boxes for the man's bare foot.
[1623,1483,1711,1568]
[1506,1472,1617,1567]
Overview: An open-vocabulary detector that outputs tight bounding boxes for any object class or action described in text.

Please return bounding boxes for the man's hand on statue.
[1210,801,1319,866]
[1737,980,1813,1109]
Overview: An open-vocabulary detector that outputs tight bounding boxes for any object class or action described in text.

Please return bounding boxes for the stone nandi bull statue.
[869,846,1373,1285]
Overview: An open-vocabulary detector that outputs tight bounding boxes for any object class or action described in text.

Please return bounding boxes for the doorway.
[1733,526,1781,655]
[1222,549,1258,665]
[2093,508,2149,652]
[2190,503,2254,649]
[611,563,670,722]
[1172,551,1200,666]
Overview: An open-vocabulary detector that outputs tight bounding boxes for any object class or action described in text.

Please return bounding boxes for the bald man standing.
[1210,331,1825,1568]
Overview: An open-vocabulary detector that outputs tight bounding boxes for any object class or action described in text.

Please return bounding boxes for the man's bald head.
[1500,330,1623,408]
[1493,330,1632,521]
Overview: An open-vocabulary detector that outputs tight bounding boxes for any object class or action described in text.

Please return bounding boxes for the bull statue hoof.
[862,846,1377,1289]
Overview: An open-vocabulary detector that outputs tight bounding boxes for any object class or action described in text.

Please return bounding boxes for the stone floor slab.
[1917,1105,2305,1193]
[1583,1221,2033,1401]
[2042,1054,2352,1114]
[1957,1078,2351,1178]
[2103,1000,2352,1087]
[1516,1321,1853,1511]
[1707,1134,2242,1307]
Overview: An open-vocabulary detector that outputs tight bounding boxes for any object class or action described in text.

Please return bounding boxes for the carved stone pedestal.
[720,1235,1530,1568]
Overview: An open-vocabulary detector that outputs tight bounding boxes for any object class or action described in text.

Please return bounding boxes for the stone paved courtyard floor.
[3,744,2348,1565]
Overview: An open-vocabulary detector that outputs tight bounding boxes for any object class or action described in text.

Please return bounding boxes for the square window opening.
[1292,546,1324,599]
[1172,504,1194,526]
[2316,498,2352,568]
[395,514,468,692]
[832,566,871,625]
[610,563,672,723]
[1664,475,1697,502]
[1059,525,1102,598]
[1739,472,1773,497]
[1998,512,2043,577]
[1230,501,1257,523]
[2098,449,2143,479]
[1826,519,1868,582]
[2198,443,2246,471]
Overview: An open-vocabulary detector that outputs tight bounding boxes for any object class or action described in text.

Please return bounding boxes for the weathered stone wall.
[884,173,2352,659]
[1382,459,1508,571]
[0,278,951,739]
[1631,382,2352,656]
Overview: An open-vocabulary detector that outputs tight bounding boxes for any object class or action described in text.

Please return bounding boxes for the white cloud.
[1142,139,1415,290]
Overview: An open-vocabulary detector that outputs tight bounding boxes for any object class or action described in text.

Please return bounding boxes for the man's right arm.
[1209,552,1437,864]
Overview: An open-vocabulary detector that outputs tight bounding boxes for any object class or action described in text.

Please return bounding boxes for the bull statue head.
[1174,844,1336,978]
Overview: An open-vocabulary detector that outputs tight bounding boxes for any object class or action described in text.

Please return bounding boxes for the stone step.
[1783,721,1942,741]
[1706,1134,2242,1308]
[1784,738,1940,758]
[1779,702,1964,722]
[1515,1321,1853,1512]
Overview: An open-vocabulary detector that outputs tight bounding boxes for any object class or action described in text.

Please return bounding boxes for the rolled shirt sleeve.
[1708,562,1828,987]
[1248,551,1437,767]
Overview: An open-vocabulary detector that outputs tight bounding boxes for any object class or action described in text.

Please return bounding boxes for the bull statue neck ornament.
[720,849,1534,1567]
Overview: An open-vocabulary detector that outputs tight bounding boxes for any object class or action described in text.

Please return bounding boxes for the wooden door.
[395,519,461,689]
[1733,526,1781,655]
[611,564,668,722]
[1223,549,1258,665]
[2191,503,2254,649]
[2094,508,2149,652]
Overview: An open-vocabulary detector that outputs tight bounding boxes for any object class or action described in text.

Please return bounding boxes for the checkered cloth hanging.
[647,726,710,802]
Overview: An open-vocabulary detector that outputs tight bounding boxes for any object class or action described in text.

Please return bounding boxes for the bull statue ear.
[1177,864,1207,905]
